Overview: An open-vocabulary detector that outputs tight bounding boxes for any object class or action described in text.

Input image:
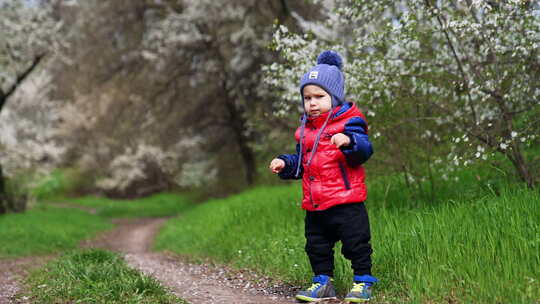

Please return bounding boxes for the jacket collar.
[306,102,352,128]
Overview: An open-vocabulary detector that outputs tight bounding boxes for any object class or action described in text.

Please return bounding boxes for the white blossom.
[263,1,539,183]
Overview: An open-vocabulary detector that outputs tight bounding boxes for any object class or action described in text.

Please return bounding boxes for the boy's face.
[303,85,332,117]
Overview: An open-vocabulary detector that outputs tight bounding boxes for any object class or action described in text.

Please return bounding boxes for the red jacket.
[278,103,373,211]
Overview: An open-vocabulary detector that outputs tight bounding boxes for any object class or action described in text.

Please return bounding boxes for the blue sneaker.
[295,275,336,302]
[344,275,378,302]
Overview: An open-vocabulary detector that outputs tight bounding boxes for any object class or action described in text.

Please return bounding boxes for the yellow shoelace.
[307,283,321,292]
[351,282,366,293]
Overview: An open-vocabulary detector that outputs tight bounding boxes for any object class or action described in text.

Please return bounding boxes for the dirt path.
[0,256,52,304]
[82,217,300,304]
[0,216,347,304]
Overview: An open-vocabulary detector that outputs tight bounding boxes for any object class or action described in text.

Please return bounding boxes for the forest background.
[1,0,539,211]
[1,1,539,303]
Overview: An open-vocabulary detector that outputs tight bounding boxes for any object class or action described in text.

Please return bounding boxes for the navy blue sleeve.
[277,144,303,180]
[340,117,373,166]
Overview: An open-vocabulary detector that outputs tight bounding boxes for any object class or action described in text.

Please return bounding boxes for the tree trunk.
[0,54,44,214]
[1,87,8,214]
[509,144,535,189]
[224,97,257,186]
[0,164,7,214]
[0,54,44,112]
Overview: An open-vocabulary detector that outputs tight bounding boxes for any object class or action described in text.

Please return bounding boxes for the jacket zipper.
[308,174,316,207]
[338,161,351,190]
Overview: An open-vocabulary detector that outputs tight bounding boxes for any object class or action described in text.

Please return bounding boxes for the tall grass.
[156,180,540,303]
[372,187,539,303]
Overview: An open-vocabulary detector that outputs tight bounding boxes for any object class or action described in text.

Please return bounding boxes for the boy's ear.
[331,95,342,107]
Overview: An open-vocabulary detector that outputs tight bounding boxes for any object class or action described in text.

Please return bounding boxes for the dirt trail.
[0,216,348,304]
[0,256,52,304]
[83,217,298,304]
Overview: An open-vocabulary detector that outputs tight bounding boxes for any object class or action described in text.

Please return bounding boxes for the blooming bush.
[96,144,178,198]
[264,0,539,189]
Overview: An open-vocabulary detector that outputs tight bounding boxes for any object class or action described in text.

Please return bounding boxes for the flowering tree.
[0,1,67,212]
[264,0,539,190]
[2,0,313,198]
[141,0,301,186]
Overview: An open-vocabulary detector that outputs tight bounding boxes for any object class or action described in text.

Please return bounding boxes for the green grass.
[0,206,112,257]
[52,192,193,218]
[156,182,540,303]
[0,191,192,257]
[373,187,540,303]
[31,169,194,218]
[30,169,69,201]
[30,168,96,201]
[364,162,519,210]
[24,249,186,304]
[156,185,308,278]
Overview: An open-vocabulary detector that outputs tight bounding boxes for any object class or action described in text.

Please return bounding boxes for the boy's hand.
[269,158,286,174]
[331,133,351,148]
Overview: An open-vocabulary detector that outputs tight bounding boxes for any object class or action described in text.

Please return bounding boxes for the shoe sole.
[295,295,337,302]
[344,297,370,302]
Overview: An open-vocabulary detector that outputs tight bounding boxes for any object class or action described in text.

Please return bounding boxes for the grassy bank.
[0,190,190,257]
[31,168,193,218]
[0,206,112,257]
[156,182,540,303]
[55,192,193,218]
[24,249,185,303]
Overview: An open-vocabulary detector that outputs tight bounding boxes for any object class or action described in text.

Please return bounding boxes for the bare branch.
[0,53,45,113]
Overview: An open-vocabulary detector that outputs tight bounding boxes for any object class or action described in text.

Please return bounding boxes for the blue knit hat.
[294,51,345,178]
[299,50,345,107]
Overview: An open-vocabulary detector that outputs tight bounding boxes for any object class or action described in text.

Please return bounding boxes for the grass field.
[1,193,191,303]
[54,192,193,218]
[0,206,112,257]
[0,191,191,257]
[31,169,192,218]
[24,249,185,304]
[156,180,540,303]
[4,166,538,302]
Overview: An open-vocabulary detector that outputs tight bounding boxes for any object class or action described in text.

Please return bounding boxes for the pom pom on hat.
[316,50,343,71]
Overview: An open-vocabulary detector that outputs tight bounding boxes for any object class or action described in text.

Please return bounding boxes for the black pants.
[304,203,372,277]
